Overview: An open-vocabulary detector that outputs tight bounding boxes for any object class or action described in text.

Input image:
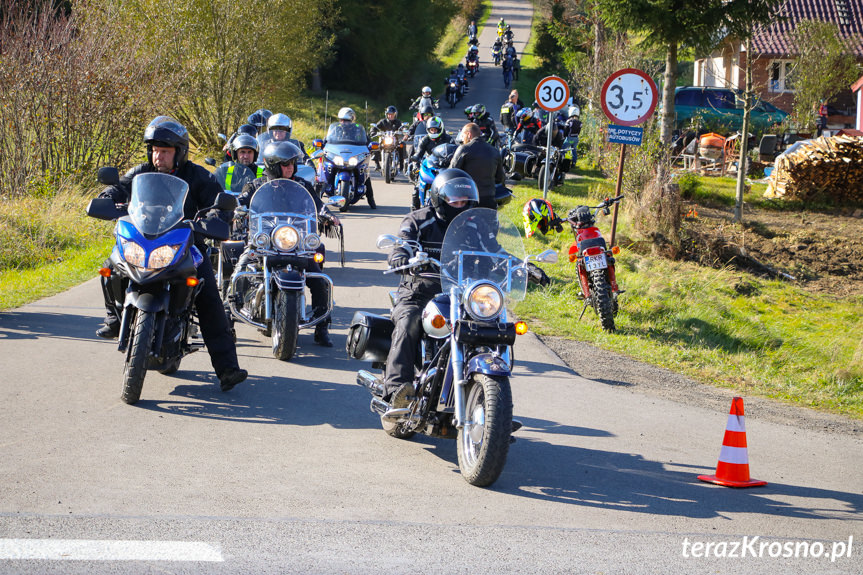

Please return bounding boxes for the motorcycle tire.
[382,416,416,439]
[457,373,512,487]
[537,164,557,191]
[589,269,616,332]
[158,358,181,375]
[122,309,155,405]
[272,290,300,361]
[338,180,351,212]
[383,152,392,184]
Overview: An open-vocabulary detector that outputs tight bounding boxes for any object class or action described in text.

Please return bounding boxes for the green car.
[673,87,788,133]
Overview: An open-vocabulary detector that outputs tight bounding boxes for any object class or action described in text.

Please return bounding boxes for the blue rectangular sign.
[607,124,643,146]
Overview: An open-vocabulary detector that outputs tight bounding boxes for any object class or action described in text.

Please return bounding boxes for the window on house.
[768,60,795,92]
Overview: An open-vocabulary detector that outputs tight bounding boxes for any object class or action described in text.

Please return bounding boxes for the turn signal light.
[515,321,528,335]
[99,267,111,278]
[611,245,621,255]
[186,277,199,287]
[431,314,446,329]
[314,253,325,263]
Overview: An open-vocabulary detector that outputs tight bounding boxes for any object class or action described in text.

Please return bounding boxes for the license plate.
[584,253,607,271]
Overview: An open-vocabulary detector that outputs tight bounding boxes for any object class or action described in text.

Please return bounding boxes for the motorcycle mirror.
[217,133,227,141]
[311,150,324,160]
[86,197,125,221]
[326,195,346,208]
[97,166,120,186]
[204,157,217,167]
[214,192,238,212]
[376,234,399,251]
[534,249,559,264]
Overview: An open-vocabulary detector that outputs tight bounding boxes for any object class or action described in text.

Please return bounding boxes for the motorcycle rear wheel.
[122,309,155,405]
[272,290,300,361]
[457,374,512,486]
[537,164,557,190]
[338,180,351,212]
[589,269,616,332]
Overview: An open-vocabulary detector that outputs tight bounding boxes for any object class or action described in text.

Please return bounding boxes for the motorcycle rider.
[502,54,514,87]
[371,169,480,407]
[465,103,500,147]
[467,20,477,41]
[369,105,404,172]
[214,134,260,194]
[500,90,523,136]
[491,37,503,65]
[247,109,273,134]
[95,116,248,392]
[409,116,453,207]
[503,24,515,44]
[450,123,505,210]
[409,86,439,112]
[534,110,565,148]
[322,107,376,209]
[514,107,541,145]
[265,113,309,161]
[563,104,582,138]
[237,140,338,347]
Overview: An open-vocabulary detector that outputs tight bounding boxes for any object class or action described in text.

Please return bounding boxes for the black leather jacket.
[412,131,454,163]
[449,138,505,209]
[474,114,500,145]
[388,206,447,299]
[370,118,402,137]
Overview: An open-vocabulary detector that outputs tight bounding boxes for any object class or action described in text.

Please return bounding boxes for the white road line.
[0,539,224,561]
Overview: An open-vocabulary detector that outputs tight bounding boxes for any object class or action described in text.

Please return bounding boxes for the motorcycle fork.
[449,287,467,429]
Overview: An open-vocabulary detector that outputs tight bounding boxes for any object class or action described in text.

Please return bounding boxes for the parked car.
[673,86,788,134]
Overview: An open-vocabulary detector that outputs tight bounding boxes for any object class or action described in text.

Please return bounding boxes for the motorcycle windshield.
[248,179,318,237]
[441,208,528,302]
[128,173,188,236]
[325,123,367,145]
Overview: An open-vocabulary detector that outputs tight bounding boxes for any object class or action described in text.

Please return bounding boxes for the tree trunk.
[660,42,679,146]
[734,37,752,223]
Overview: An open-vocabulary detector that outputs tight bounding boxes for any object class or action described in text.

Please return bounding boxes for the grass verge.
[500,164,863,418]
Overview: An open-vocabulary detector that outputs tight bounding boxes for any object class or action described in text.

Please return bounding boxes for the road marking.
[0,539,223,561]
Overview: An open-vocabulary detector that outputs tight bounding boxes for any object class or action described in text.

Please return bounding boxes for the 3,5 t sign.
[600,68,657,126]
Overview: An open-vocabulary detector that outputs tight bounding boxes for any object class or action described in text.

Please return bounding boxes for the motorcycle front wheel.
[122,309,155,405]
[383,151,392,184]
[589,269,616,332]
[537,164,557,190]
[272,290,300,361]
[338,180,351,212]
[457,374,512,487]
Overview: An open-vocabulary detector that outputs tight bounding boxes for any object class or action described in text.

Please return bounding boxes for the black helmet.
[385,105,398,117]
[247,109,272,130]
[237,123,258,137]
[262,140,301,179]
[573,205,594,229]
[143,116,189,169]
[471,103,487,119]
[231,134,259,164]
[429,168,479,224]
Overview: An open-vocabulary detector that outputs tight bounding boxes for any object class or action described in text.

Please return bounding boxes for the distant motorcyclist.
[410,116,453,166]
[408,102,436,138]
[265,113,309,160]
[238,141,339,347]
[409,86,439,112]
[450,122,505,209]
[500,90,523,134]
[514,107,541,145]
[247,109,272,134]
[503,24,514,44]
[372,169,480,407]
[467,20,477,41]
[491,38,503,65]
[95,116,248,392]
[465,103,500,147]
[370,105,404,172]
[321,107,376,209]
[534,111,565,148]
[214,134,260,193]
[563,104,582,138]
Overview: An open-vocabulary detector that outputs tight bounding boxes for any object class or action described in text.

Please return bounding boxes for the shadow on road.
[0,310,103,342]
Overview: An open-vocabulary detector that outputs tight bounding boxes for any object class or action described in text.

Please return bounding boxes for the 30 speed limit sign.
[600,68,658,126]
[535,76,570,112]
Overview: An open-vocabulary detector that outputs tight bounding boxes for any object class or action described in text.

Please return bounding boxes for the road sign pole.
[543,113,553,199]
[610,143,625,247]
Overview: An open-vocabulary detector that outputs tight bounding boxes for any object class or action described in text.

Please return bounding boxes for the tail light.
[584,247,604,257]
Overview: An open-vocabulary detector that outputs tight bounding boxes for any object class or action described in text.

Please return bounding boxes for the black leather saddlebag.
[347,311,394,362]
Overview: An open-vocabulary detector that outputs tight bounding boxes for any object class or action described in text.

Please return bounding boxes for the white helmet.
[267,113,292,138]
[421,86,432,97]
[568,105,580,119]
[337,107,355,122]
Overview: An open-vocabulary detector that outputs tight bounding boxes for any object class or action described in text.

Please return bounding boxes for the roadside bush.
[676,172,702,198]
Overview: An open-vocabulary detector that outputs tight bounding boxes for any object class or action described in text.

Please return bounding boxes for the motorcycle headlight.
[304,233,322,250]
[148,244,180,269]
[121,240,145,267]
[333,156,345,167]
[464,282,503,320]
[272,225,299,251]
[383,136,394,146]
[254,232,270,249]
[348,156,359,167]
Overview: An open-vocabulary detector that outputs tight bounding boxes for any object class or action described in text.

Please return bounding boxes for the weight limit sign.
[600,68,657,126]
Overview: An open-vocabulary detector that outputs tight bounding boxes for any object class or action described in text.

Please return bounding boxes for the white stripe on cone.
[725,414,746,432]
[718,445,750,465]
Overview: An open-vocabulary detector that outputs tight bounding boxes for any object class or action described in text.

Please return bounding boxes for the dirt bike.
[560,196,624,332]
[348,208,557,486]
[87,169,236,404]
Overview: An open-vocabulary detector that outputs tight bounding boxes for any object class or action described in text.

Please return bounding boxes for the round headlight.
[122,240,145,267]
[333,156,345,166]
[348,156,359,166]
[272,225,299,251]
[465,282,503,320]
[254,232,270,249]
[383,136,394,146]
[304,233,322,250]
[148,244,180,269]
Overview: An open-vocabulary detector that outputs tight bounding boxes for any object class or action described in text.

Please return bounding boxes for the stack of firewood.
[764,135,863,202]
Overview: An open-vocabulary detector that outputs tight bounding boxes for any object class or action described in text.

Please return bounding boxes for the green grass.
[437,1,492,68]
[500,161,863,418]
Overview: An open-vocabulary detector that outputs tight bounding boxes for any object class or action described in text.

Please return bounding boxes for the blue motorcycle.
[312,123,375,212]
[87,169,235,404]
[412,143,457,210]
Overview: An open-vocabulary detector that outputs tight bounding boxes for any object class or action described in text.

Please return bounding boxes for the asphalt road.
[1,1,862,573]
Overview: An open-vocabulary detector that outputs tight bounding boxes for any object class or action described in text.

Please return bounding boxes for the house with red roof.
[693,0,863,128]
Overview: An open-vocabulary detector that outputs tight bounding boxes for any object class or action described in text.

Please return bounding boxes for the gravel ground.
[539,334,863,437]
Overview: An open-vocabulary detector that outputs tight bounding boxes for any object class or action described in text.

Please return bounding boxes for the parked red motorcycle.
[562,196,624,332]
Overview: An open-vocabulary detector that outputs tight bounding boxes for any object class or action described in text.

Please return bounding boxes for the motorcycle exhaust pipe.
[356,369,380,393]
[369,396,388,415]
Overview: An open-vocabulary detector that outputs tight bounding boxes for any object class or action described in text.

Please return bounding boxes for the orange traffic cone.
[698,397,767,488]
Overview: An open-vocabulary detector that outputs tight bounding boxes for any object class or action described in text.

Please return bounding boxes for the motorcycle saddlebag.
[510,151,536,177]
[347,311,394,362]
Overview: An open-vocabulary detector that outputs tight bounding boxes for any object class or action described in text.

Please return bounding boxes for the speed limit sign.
[600,68,658,126]
[535,76,570,112]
